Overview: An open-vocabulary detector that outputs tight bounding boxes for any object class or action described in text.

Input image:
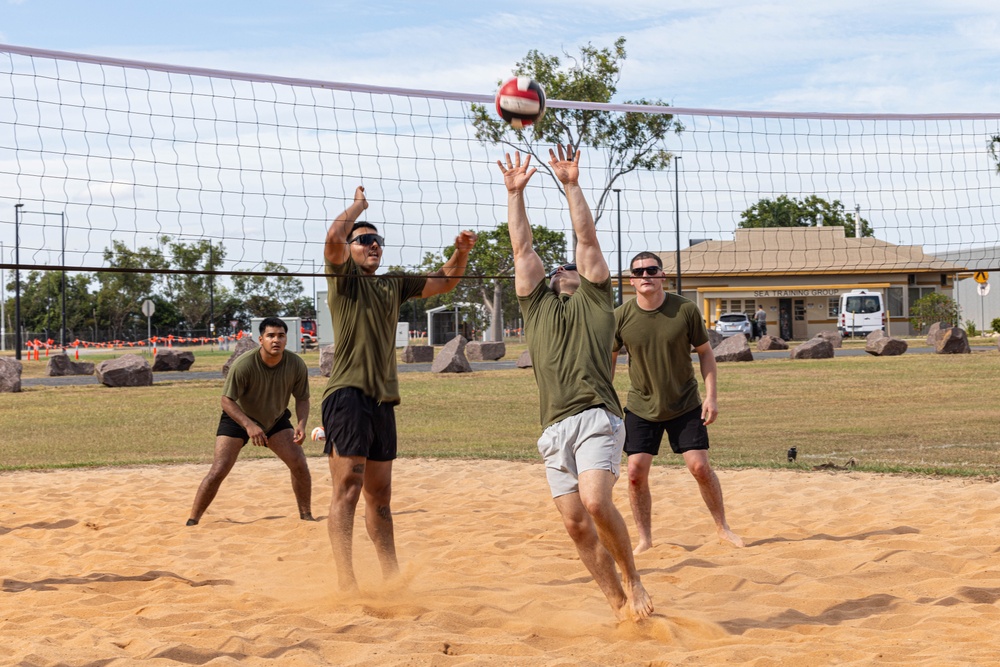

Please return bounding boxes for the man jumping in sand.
[187,317,312,525]
[497,145,652,622]
[613,251,743,554]
[323,185,476,591]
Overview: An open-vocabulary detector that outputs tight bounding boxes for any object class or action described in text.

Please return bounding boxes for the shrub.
[991,317,1000,334]
[965,319,979,337]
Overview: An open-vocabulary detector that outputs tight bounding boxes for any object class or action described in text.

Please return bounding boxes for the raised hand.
[454,230,478,252]
[549,143,581,186]
[353,185,369,211]
[496,152,537,193]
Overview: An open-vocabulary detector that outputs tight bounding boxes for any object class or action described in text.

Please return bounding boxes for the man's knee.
[686,456,713,482]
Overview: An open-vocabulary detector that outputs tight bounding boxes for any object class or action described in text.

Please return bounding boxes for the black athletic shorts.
[216,408,294,446]
[321,387,397,461]
[624,406,709,456]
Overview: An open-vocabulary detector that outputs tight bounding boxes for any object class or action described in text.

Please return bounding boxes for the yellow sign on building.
[973,271,989,284]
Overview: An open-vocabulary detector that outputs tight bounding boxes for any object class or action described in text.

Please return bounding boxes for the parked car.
[300,319,318,350]
[838,290,886,337]
[715,312,753,338]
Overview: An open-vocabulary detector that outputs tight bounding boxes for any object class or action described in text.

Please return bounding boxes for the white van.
[838,290,886,337]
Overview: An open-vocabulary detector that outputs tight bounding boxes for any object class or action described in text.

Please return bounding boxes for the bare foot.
[718,527,745,548]
[632,540,652,556]
[623,580,654,621]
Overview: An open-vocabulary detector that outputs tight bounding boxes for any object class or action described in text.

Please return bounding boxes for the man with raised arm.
[323,185,476,591]
[613,251,743,554]
[496,145,652,622]
[187,316,312,526]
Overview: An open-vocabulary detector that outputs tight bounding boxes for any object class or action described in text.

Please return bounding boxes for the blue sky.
[3,0,1000,113]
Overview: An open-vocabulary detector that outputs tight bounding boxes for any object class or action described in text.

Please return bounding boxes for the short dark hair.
[347,221,379,242]
[259,317,287,334]
[629,251,662,269]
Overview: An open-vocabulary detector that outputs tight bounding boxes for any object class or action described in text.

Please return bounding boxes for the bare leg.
[578,469,653,621]
[187,436,244,524]
[267,429,314,520]
[682,450,744,547]
[626,453,654,555]
[362,459,399,579]
[327,453,367,590]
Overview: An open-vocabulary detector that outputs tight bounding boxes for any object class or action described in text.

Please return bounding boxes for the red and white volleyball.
[495,77,546,130]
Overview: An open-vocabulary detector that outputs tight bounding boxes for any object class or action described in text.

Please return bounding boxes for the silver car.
[715,312,753,338]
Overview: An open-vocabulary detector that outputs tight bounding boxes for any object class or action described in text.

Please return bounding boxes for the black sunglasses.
[350,233,384,247]
[630,265,663,277]
[548,263,577,278]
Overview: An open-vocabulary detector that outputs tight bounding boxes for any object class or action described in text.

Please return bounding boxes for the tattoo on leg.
[352,463,365,474]
[377,505,392,521]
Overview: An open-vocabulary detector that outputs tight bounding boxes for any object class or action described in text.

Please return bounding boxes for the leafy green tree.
[909,292,960,332]
[231,261,304,319]
[470,37,683,229]
[7,270,94,341]
[285,296,316,319]
[163,238,226,332]
[738,195,873,238]
[419,223,566,340]
[97,240,167,339]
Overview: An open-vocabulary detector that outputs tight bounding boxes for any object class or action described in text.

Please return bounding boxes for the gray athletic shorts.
[536,407,625,498]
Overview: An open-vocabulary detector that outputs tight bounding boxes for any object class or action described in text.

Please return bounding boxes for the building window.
[887,287,904,318]
[828,297,840,318]
[794,300,806,321]
[908,286,935,310]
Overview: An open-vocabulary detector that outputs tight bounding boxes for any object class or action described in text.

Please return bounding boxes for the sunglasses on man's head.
[350,233,384,247]
[630,265,662,277]
[548,263,577,278]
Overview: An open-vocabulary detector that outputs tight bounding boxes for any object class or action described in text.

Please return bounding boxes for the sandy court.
[2,458,999,666]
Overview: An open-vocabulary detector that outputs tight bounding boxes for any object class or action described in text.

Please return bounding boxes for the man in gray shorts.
[497,144,652,622]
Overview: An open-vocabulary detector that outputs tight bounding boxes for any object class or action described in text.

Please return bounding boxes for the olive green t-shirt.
[613,294,709,422]
[222,349,310,431]
[517,275,622,429]
[322,257,427,404]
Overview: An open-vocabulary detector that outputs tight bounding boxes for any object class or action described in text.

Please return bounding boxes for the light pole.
[1,240,5,352]
[674,157,682,296]
[14,203,23,360]
[613,188,622,306]
[60,211,66,349]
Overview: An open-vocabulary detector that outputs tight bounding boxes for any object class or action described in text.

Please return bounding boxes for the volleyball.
[310,426,326,442]
[495,77,546,130]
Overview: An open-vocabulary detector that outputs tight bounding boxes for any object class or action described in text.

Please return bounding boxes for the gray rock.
[46,353,95,376]
[516,350,532,368]
[222,337,259,377]
[814,330,843,348]
[790,338,835,359]
[757,335,788,351]
[466,341,506,361]
[866,335,908,356]
[95,354,153,387]
[319,344,336,376]
[151,349,195,372]
[0,357,23,393]
[401,345,434,363]
[934,327,971,354]
[706,330,725,349]
[714,333,754,362]
[431,335,472,374]
[866,329,887,343]
[925,322,947,346]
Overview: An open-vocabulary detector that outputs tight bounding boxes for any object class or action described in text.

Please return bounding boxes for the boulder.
[814,330,843,348]
[934,327,971,354]
[706,330,725,349]
[790,338,835,360]
[151,349,195,372]
[713,333,754,362]
[0,357,23,393]
[431,335,472,374]
[866,335,908,356]
[925,322,947,346]
[222,337,259,378]
[95,354,153,387]
[401,345,434,363]
[516,350,532,368]
[757,335,788,351]
[319,344,336,377]
[46,353,95,376]
[465,341,506,361]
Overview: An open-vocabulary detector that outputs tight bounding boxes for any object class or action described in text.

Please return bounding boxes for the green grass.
[2,348,998,478]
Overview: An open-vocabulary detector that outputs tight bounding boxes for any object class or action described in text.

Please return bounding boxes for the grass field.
[2,346,998,477]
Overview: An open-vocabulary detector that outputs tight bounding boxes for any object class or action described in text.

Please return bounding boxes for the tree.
[988,135,1000,174]
[909,292,960,333]
[470,37,683,230]
[97,240,167,339]
[738,195,873,238]
[163,238,226,333]
[419,222,566,340]
[7,270,94,341]
[231,261,305,320]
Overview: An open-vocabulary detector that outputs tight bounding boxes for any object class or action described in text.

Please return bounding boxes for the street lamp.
[674,157,682,296]
[14,203,23,360]
[613,188,622,306]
